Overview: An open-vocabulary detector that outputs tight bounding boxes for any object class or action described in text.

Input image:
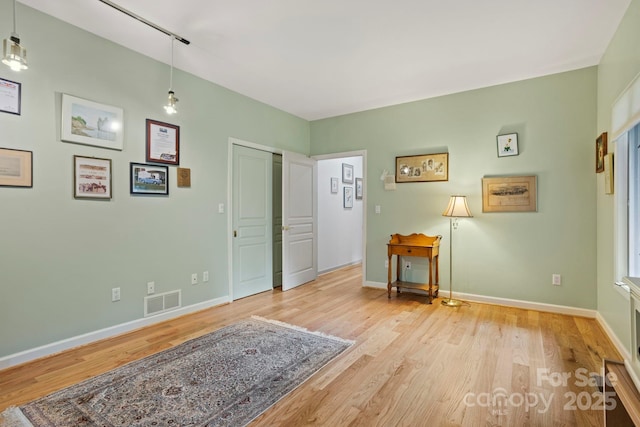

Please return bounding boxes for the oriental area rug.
[0,316,353,427]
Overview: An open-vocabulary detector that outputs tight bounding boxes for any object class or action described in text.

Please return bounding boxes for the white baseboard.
[0,296,230,370]
[595,312,631,361]
[364,281,596,317]
[319,260,362,275]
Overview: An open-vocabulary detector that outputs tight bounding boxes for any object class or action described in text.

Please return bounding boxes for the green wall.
[311,68,598,308]
[0,1,309,357]
[596,0,640,354]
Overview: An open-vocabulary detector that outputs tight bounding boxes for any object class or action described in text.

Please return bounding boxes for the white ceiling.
[19,0,631,120]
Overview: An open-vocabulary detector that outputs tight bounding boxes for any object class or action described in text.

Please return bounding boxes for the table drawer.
[391,246,431,257]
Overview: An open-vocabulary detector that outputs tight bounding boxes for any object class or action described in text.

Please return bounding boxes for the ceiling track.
[97,0,190,45]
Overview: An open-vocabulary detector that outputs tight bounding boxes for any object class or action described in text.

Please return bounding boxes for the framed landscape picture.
[130,162,169,195]
[61,94,124,150]
[0,148,32,187]
[73,155,112,199]
[482,175,537,213]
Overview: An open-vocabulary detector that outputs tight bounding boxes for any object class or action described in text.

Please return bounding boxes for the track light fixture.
[164,36,178,115]
[2,0,28,71]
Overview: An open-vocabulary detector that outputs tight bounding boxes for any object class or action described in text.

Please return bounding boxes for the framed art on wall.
[0,148,32,187]
[395,153,448,183]
[331,177,338,193]
[344,186,353,208]
[482,175,537,213]
[73,155,112,199]
[0,78,21,115]
[497,133,518,157]
[355,177,363,199]
[596,132,608,173]
[61,94,124,150]
[146,119,180,165]
[130,162,169,195]
[342,163,353,184]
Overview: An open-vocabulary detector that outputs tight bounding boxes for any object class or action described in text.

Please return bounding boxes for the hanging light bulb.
[2,0,28,71]
[163,35,178,114]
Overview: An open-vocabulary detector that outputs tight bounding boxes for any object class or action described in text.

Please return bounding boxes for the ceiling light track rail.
[97,0,190,45]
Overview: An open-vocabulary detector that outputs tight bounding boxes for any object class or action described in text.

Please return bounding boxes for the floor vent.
[144,290,181,317]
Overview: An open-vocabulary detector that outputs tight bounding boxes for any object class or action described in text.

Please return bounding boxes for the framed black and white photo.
[331,177,338,193]
[355,178,363,199]
[0,78,21,115]
[497,133,519,157]
[130,162,169,195]
[343,186,353,208]
[342,163,353,184]
[396,153,448,183]
[61,94,124,150]
[0,148,32,187]
[146,119,180,165]
[73,155,112,200]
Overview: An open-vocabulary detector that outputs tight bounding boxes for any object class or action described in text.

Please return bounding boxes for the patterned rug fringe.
[0,406,33,427]
[251,315,355,345]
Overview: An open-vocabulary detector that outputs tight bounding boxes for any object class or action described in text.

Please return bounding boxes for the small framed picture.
[596,132,608,173]
[342,163,353,184]
[0,147,32,187]
[61,94,124,150]
[146,119,180,165]
[344,186,353,208]
[177,167,191,187]
[73,155,112,200]
[497,133,518,157]
[330,177,338,193]
[0,77,21,115]
[355,177,363,199]
[130,162,169,195]
[482,175,537,213]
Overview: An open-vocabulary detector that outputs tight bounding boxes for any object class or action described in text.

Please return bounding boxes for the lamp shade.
[442,195,472,218]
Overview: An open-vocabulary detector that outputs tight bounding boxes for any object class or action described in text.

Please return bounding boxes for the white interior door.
[282,151,317,290]
[232,145,273,300]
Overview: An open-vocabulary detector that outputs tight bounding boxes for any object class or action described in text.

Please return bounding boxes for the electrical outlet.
[203,271,209,282]
[404,261,411,270]
[384,259,389,268]
[552,274,561,286]
[147,281,155,295]
[111,287,120,302]
[191,273,198,285]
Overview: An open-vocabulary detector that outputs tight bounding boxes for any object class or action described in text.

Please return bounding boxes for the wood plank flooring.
[0,265,621,426]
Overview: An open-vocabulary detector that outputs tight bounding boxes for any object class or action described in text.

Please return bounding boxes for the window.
[615,121,640,290]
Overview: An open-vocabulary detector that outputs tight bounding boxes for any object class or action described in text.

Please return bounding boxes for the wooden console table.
[387,233,441,303]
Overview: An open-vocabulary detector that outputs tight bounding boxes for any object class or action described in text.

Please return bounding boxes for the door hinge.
[233,230,237,237]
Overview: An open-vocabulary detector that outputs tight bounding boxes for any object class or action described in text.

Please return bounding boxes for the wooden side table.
[387,233,441,303]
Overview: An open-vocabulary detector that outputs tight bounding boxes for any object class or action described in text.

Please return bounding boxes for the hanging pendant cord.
[169,35,174,91]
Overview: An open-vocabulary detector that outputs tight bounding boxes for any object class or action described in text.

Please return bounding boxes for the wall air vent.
[144,290,181,317]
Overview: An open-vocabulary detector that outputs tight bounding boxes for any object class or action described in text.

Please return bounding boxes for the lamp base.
[441,298,464,307]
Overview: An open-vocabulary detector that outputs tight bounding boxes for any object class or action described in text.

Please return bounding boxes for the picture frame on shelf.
[73,155,112,200]
[330,177,338,193]
[0,147,32,187]
[343,186,353,208]
[497,133,519,157]
[0,77,21,115]
[342,163,353,184]
[596,132,608,173]
[355,177,363,199]
[481,175,537,213]
[146,119,180,165]
[395,153,448,183]
[61,94,124,150]
[130,162,169,195]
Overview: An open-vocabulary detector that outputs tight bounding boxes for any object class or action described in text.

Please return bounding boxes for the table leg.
[387,254,392,298]
[427,256,433,304]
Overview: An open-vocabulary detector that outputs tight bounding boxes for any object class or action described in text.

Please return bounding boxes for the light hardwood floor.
[0,265,621,426]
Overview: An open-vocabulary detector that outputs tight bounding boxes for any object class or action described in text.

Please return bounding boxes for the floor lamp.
[441,195,472,307]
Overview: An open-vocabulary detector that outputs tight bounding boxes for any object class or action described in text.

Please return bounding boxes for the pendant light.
[2,0,28,71]
[164,35,178,115]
